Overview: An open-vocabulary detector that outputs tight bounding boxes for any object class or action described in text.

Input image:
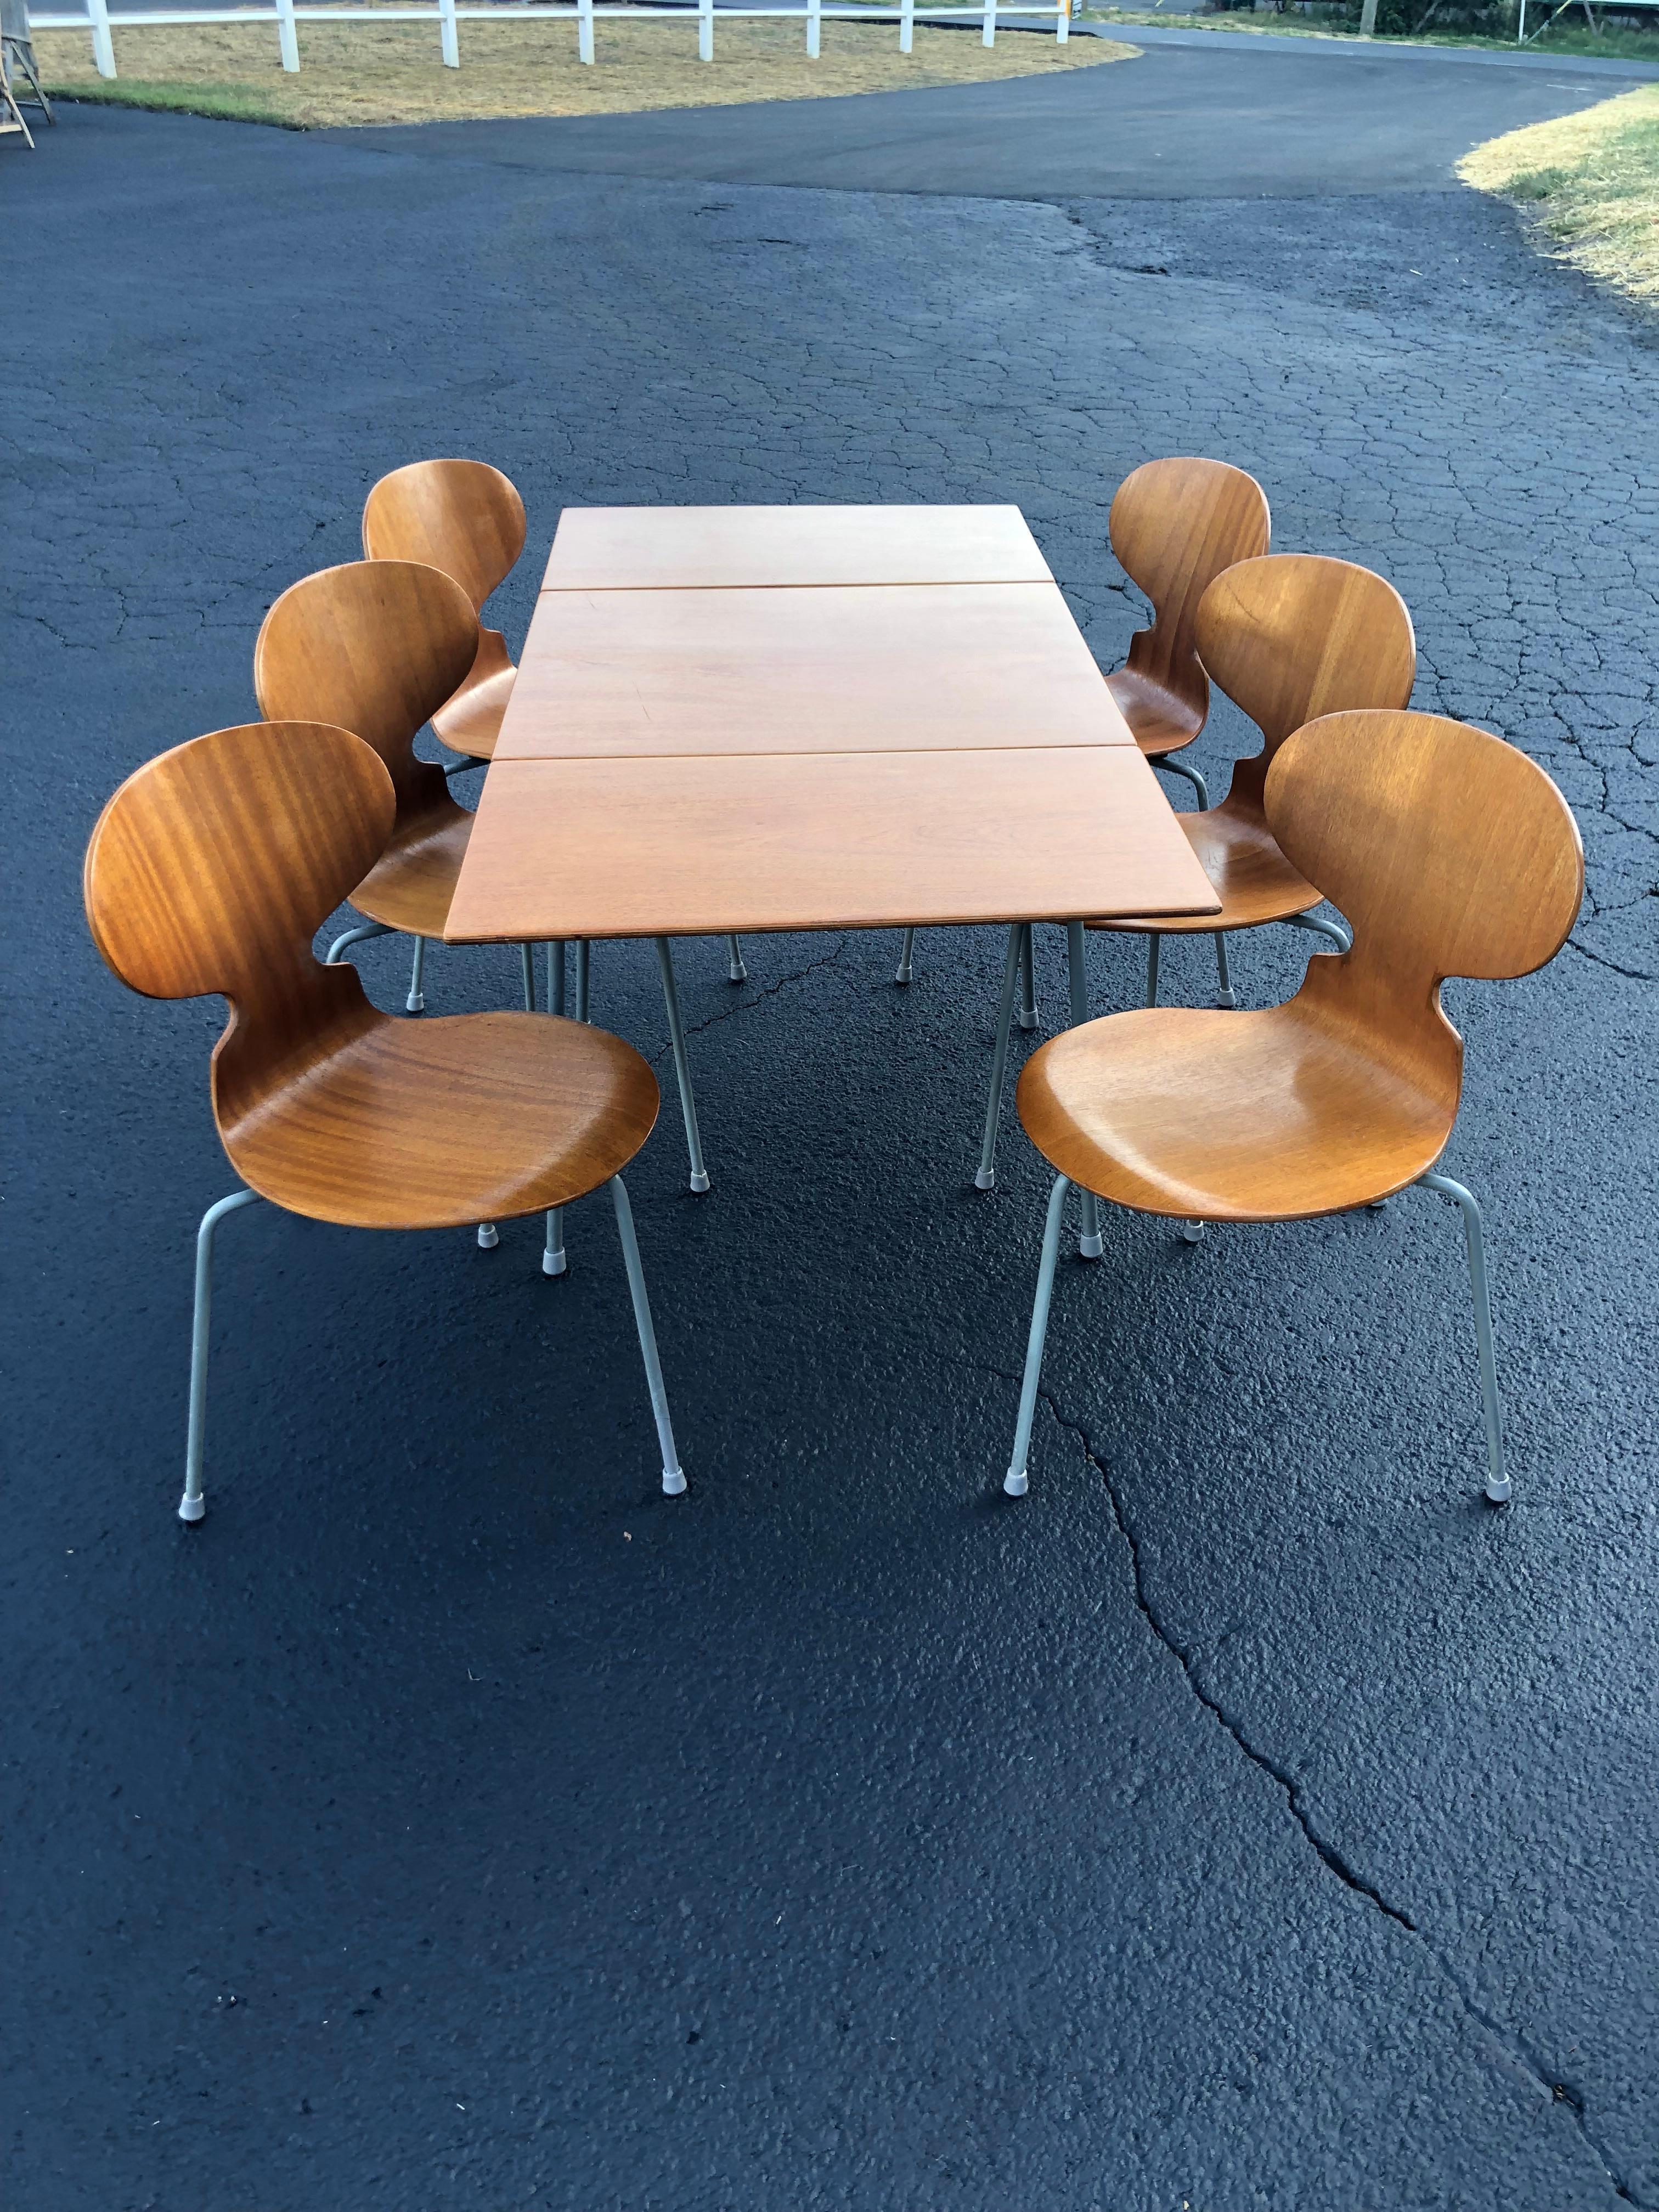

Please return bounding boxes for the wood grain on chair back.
[253,560,479,816]
[362,460,527,614]
[1194,555,1415,811]
[1111,458,1272,731]
[84,723,397,1131]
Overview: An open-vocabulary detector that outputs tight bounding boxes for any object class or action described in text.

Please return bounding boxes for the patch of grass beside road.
[1458,84,1659,303]
[1081,6,1659,63]
[37,16,1136,128]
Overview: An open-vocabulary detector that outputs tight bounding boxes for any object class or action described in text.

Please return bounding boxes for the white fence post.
[87,0,114,76]
[698,0,712,60]
[1056,0,1068,42]
[438,0,458,66]
[578,0,594,63]
[899,0,912,49]
[806,0,820,57]
[275,0,298,71]
[981,0,995,46]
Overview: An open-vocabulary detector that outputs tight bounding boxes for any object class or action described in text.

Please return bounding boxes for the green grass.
[43,78,298,123]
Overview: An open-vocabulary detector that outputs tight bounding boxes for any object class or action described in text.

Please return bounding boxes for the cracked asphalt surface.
[5,61,1658,2211]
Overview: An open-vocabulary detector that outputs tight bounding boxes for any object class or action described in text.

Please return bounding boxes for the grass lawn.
[1459,83,1659,302]
[1081,4,1659,63]
[35,16,1137,127]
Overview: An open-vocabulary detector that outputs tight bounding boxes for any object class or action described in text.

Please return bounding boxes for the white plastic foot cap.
[406,992,425,1014]
[1079,1231,1104,1260]
[1018,1010,1039,1031]
[662,1467,687,1497]
[894,967,913,985]
[689,1170,710,1194]
[1214,989,1237,1011]
[1003,1468,1029,1497]
[1368,1197,1389,1210]
[542,1248,567,1277]
[178,1493,205,1523]
[476,1223,499,1249]
[974,1167,996,1192]
[729,963,747,983]
[1181,1220,1206,1243]
[1485,1475,1513,1505]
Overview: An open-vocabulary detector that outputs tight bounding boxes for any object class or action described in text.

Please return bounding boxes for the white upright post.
[981,0,995,45]
[899,0,912,49]
[87,0,114,77]
[578,0,594,63]
[806,0,820,58]
[275,0,299,71]
[438,0,458,65]
[1056,0,1068,41]
[698,0,712,60]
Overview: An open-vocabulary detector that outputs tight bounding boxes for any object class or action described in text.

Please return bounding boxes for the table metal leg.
[1065,922,1103,1260]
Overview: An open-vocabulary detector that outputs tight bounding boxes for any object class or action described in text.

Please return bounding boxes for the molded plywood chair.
[84,722,687,1521]
[362,456,751,998]
[1001,710,1583,1506]
[975,554,1418,1201]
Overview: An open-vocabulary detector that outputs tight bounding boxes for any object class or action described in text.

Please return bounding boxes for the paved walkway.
[5,65,1657,2212]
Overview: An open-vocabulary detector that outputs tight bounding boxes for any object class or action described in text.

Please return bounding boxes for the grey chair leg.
[1018,923,1039,1031]
[1004,1173,1072,1497]
[406,935,427,1014]
[1418,1170,1509,1503]
[610,1175,686,1496]
[543,1208,567,1277]
[180,1188,262,1523]
[326,921,394,967]
[975,922,1025,1192]
[1214,931,1235,1010]
[521,943,536,1013]
[548,940,567,1019]
[895,926,917,986]
[727,934,748,984]
[1285,910,1353,955]
[1065,922,1104,1259]
[1147,932,1161,1008]
[1152,754,1210,809]
[653,937,709,1193]
[577,939,591,1024]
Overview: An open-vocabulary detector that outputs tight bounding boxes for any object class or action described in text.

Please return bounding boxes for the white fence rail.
[33,0,1074,77]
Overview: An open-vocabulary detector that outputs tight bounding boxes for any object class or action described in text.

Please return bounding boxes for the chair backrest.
[361,459,527,616]
[1111,458,1272,729]
[1194,554,1416,813]
[253,559,478,819]
[84,723,396,1129]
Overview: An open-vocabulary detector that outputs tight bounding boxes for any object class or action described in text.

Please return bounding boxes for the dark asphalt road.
[328,32,1654,195]
[5,60,1658,2212]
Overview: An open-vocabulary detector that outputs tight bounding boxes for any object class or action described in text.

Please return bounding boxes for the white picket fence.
[33,0,1074,78]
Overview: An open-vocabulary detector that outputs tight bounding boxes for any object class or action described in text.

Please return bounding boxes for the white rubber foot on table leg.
[1368,1197,1389,1210]
[178,1492,205,1524]
[974,1167,996,1192]
[542,1248,567,1277]
[406,991,425,1014]
[894,964,913,986]
[476,1223,499,1249]
[1181,1220,1206,1244]
[729,961,747,984]
[1485,1475,1512,1505]
[1003,1468,1029,1498]
[1214,989,1237,1011]
[662,1467,687,1497]
[689,1170,710,1194]
[1018,1010,1039,1031]
[1079,1231,1103,1260]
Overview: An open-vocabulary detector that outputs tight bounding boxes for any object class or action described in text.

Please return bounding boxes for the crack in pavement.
[1012,1376,1650,2208]
[643,933,851,1070]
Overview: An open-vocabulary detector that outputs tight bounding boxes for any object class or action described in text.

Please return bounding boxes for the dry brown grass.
[1458,84,1659,306]
[37,15,1138,128]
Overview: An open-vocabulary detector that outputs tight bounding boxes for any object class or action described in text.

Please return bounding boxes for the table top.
[444,748,1222,944]
[540,504,1052,592]
[493,582,1136,761]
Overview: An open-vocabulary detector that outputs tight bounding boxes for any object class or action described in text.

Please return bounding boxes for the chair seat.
[1091,801,1322,936]
[1017,1003,1453,1222]
[1107,666,1201,758]
[351,805,473,939]
[433,632,516,763]
[223,1011,659,1228]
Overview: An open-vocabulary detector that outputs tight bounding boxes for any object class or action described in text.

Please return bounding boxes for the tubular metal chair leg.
[1004,1174,1072,1497]
[1018,923,1039,1031]
[549,940,567,1019]
[543,1208,567,1277]
[1065,922,1104,1259]
[654,937,710,1193]
[1152,754,1210,809]
[406,935,427,1014]
[975,922,1025,1191]
[727,934,748,984]
[1214,931,1235,1011]
[1285,910,1353,955]
[577,939,591,1024]
[180,1188,262,1523]
[1146,932,1161,1008]
[895,927,916,986]
[521,943,536,1013]
[1418,1171,1509,1503]
[326,920,393,966]
[610,1175,686,1496]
